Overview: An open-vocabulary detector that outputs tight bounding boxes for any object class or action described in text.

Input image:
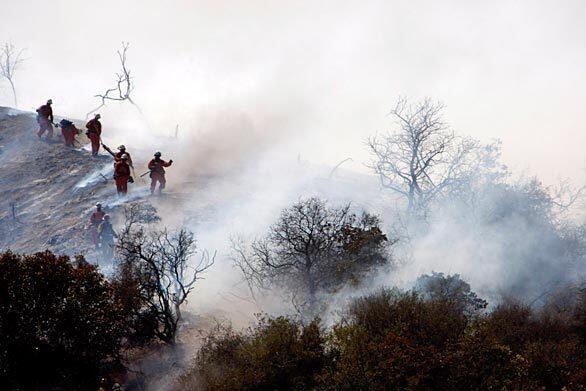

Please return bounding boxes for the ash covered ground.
[0,107,214,268]
[0,107,112,256]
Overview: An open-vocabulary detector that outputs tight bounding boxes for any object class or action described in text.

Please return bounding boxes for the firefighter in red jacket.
[113,154,133,195]
[103,144,133,167]
[36,99,54,139]
[114,145,133,166]
[59,119,80,147]
[85,113,102,156]
[89,203,105,249]
[148,151,173,194]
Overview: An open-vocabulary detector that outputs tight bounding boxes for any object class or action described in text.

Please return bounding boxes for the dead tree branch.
[116,204,214,344]
[329,157,354,179]
[87,42,142,118]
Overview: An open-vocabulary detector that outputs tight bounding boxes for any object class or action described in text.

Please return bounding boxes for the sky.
[1,0,585,186]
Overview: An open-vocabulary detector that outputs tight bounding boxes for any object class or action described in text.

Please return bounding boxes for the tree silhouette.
[0,42,25,107]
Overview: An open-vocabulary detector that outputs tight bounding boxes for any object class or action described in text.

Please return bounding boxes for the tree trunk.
[174,300,182,335]
[8,79,17,108]
[407,184,415,213]
[307,273,317,317]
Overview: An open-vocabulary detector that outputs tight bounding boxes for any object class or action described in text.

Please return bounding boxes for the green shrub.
[178,316,326,391]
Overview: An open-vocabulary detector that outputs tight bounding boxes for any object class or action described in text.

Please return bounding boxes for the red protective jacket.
[114,161,131,178]
[148,158,172,174]
[114,151,133,167]
[61,123,79,146]
[85,118,102,136]
[89,210,105,226]
[36,104,53,122]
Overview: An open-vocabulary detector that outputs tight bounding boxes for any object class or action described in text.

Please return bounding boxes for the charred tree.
[116,205,214,344]
[87,42,142,118]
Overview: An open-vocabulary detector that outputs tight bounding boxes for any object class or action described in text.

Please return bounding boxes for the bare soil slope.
[0,107,116,258]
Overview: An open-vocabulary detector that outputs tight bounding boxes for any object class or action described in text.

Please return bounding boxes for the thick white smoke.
[1,1,585,387]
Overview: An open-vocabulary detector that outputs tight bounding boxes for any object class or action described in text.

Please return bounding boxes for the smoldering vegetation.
[2,0,585,387]
[1,94,584,390]
[177,287,585,390]
[173,98,585,389]
[191,98,585,324]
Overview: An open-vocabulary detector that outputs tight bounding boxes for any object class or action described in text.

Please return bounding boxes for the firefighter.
[59,119,80,147]
[113,154,133,195]
[36,99,54,139]
[89,203,106,249]
[85,113,102,156]
[103,144,133,167]
[114,145,132,166]
[148,151,173,195]
[98,214,117,259]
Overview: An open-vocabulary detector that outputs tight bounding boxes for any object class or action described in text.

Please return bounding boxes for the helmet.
[117,145,126,151]
[154,151,162,157]
[112,384,122,391]
[103,214,110,220]
[121,154,129,160]
[95,113,101,119]
[96,202,102,208]
[47,99,53,104]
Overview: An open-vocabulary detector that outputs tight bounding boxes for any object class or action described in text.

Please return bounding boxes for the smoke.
[73,163,112,190]
[2,0,586,183]
[390,189,584,302]
[1,1,586,387]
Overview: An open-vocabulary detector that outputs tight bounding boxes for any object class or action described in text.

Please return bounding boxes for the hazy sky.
[1,0,585,185]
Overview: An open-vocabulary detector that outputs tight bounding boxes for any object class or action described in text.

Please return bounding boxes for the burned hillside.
[0,107,155,261]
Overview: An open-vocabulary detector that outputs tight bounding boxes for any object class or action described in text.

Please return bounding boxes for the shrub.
[0,251,128,390]
[110,259,160,347]
[477,300,586,389]
[324,290,468,390]
[414,272,488,315]
[177,316,326,391]
[179,285,585,391]
[443,335,530,390]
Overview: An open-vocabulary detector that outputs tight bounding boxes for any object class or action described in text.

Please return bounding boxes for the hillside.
[0,107,126,261]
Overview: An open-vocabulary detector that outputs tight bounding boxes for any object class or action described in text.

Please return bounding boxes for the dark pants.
[37,120,53,138]
[150,172,166,193]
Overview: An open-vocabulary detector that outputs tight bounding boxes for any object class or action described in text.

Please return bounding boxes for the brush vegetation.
[178,285,585,390]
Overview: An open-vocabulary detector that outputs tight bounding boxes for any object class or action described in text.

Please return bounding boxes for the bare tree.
[116,205,214,344]
[87,42,141,118]
[550,179,585,213]
[367,98,485,213]
[233,197,391,316]
[0,43,25,107]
